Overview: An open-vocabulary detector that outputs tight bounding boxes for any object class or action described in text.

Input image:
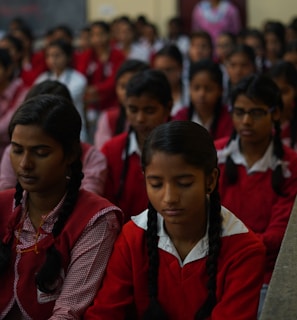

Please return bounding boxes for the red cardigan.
[215,137,297,283]
[172,105,233,140]
[84,216,265,320]
[76,48,125,111]
[101,132,148,222]
[0,189,121,320]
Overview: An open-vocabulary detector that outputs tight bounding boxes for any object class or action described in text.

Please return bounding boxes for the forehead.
[145,151,204,176]
[126,94,163,108]
[11,124,61,148]
[234,94,267,108]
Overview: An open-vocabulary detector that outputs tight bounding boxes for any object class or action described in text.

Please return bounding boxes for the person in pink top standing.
[192,0,241,45]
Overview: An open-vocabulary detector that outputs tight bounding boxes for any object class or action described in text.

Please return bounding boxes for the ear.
[206,168,219,194]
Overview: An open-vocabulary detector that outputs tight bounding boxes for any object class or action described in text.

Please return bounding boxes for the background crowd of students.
[0,3,297,318]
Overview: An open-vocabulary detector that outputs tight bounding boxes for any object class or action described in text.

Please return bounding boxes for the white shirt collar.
[192,112,213,131]
[121,131,141,159]
[131,206,248,267]
[217,136,291,176]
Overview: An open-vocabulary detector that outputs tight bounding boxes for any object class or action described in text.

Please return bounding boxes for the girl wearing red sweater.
[215,74,297,316]
[172,59,233,140]
[101,69,172,222]
[85,121,265,320]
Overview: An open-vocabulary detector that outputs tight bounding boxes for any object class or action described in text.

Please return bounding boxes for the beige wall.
[247,0,296,28]
[86,0,177,36]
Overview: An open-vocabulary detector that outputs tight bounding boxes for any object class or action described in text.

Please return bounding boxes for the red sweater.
[172,105,233,140]
[101,132,148,222]
[84,212,265,320]
[76,48,125,111]
[0,189,122,320]
[215,137,297,283]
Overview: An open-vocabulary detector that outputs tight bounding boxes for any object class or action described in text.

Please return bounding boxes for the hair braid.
[224,130,238,184]
[143,202,168,320]
[35,157,83,293]
[195,186,222,319]
[116,126,133,202]
[272,120,285,196]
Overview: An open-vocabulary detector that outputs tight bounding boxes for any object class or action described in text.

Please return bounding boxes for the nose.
[19,152,34,170]
[163,183,179,205]
[242,112,253,124]
[135,111,145,123]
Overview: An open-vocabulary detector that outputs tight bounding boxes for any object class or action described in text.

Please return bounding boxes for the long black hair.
[0,94,83,293]
[226,74,285,195]
[141,121,222,319]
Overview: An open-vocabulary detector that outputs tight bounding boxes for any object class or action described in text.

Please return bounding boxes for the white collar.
[131,206,248,267]
[217,136,291,176]
[121,131,141,160]
[192,112,213,131]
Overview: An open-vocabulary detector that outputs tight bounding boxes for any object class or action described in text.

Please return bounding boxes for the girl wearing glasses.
[215,74,297,316]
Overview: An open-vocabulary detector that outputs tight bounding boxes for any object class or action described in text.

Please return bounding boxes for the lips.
[162,209,183,216]
[239,129,254,137]
[18,174,38,184]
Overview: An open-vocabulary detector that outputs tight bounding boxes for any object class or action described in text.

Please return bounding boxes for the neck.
[240,136,272,167]
[196,108,214,125]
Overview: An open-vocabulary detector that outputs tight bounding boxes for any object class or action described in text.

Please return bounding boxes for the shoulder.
[101,132,128,153]
[171,107,189,121]
[214,136,229,150]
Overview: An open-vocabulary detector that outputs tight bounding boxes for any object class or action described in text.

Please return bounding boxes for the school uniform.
[172,105,233,140]
[94,107,129,150]
[0,189,122,320]
[215,136,297,284]
[76,48,126,111]
[84,206,265,320]
[101,131,148,222]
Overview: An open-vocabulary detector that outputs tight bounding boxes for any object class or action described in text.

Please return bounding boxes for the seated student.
[0,94,122,319]
[283,40,297,70]
[84,121,265,320]
[0,48,29,160]
[173,59,233,140]
[153,44,189,116]
[94,59,149,149]
[215,74,297,316]
[224,44,256,104]
[0,80,107,195]
[270,61,297,150]
[101,69,172,222]
[76,20,126,113]
[35,39,88,142]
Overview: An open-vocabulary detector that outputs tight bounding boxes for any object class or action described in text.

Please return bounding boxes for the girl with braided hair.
[215,74,297,316]
[101,69,172,222]
[85,121,265,320]
[0,94,122,319]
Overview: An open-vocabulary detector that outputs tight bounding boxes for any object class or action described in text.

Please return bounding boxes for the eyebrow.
[146,174,195,179]
[11,141,52,149]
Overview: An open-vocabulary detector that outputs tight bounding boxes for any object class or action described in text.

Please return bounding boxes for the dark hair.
[0,48,13,69]
[285,40,297,54]
[46,39,73,66]
[13,24,34,43]
[188,59,223,137]
[243,28,265,51]
[52,24,73,41]
[90,21,110,34]
[115,59,149,135]
[154,44,183,67]
[227,74,284,195]
[141,121,222,319]
[0,94,83,293]
[25,80,72,102]
[1,34,24,55]
[270,60,297,148]
[117,70,172,202]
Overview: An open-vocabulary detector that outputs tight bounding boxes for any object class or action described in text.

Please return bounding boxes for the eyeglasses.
[232,107,275,120]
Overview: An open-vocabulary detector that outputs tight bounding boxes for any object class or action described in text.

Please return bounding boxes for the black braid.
[0,182,24,274]
[272,120,285,196]
[195,186,222,320]
[35,157,83,293]
[116,126,133,202]
[115,104,127,135]
[224,130,238,184]
[289,97,297,148]
[143,202,168,320]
